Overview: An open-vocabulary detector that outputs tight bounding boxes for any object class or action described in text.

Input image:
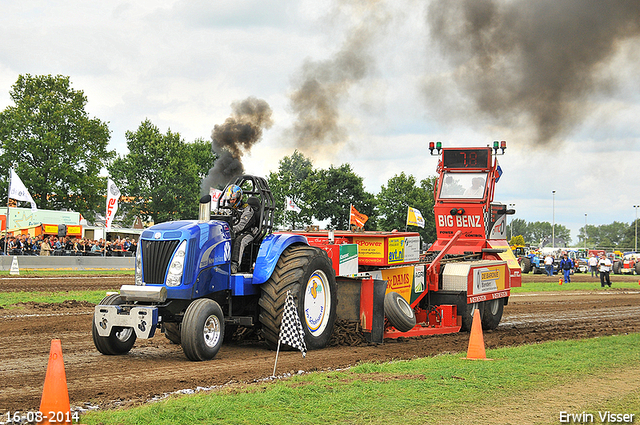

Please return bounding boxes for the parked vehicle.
[616,252,640,275]
[511,245,540,274]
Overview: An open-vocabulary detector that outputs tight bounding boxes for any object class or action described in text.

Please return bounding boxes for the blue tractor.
[512,246,540,274]
[92,175,338,361]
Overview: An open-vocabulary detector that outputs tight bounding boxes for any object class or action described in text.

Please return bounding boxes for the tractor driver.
[222,184,259,274]
[464,176,485,198]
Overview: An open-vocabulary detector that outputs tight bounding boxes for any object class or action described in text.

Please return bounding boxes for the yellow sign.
[380,266,414,303]
[472,265,506,295]
[388,237,405,264]
[352,237,385,265]
[67,225,82,236]
[42,224,58,234]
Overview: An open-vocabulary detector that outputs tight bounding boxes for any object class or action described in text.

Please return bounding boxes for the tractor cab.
[212,175,275,273]
[427,142,521,285]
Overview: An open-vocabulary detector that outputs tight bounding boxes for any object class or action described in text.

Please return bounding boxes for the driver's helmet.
[222,185,243,209]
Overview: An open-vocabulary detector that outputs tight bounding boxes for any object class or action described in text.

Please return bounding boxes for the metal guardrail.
[0,255,134,271]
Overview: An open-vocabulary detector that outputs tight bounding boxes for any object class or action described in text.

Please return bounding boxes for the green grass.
[0,290,115,308]
[81,333,640,425]
[512,280,640,292]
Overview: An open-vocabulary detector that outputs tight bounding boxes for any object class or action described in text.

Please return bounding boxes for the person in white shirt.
[588,254,599,277]
[544,254,555,276]
[598,254,612,287]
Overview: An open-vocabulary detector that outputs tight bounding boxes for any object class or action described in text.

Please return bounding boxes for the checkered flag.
[278,290,307,357]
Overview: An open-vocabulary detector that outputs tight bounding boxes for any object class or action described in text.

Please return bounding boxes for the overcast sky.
[1,0,639,244]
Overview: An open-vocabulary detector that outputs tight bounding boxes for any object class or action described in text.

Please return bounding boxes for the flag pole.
[405,205,409,232]
[284,198,287,230]
[349,203,352,230]
[272,340,281,377]
[4,167,12,255]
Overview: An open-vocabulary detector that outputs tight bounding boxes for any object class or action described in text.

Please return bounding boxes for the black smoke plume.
[287,2,391,155]
[201,97,273,195]
[424,0,640,144]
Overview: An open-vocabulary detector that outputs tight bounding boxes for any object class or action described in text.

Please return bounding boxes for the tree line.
[2,74,636,250]
[508,218,640,251]
[267,151,436,242]
[0,74,434,240]
[0,74,214,225]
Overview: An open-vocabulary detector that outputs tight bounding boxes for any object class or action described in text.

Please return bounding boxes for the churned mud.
[1,274,639,412]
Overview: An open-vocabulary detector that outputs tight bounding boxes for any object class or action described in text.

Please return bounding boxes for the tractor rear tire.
[384,291,416,332]
[519,257,532,274]
[481,298,504,331]
[92,294,137,355]
[164,322,181,345]
[461,301,484,332]
[259,245,337,351]
[181,299,224,361]
[635,262,640,275]
[613,261,622,275]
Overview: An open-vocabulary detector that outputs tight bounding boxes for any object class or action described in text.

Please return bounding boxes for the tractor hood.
[139,219,233,299]
[142,220,230,251]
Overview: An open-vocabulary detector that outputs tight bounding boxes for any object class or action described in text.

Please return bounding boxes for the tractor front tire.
[481,298,504,330]
[181,299,224,361]
[384,291,416,332]
[92,294,137,355]
[259,245,337,351]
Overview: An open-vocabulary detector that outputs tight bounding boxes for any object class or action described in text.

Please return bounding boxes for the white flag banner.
[210,188,223,211]
[285,196,301,213]
[9,168,37,211]
[105,179,121,231]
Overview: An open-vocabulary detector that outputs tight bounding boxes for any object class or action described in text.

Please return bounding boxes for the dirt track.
[1,274,640,413]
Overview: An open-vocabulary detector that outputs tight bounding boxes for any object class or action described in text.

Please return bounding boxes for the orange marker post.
[39,339,70,425]
[464,309,492,361]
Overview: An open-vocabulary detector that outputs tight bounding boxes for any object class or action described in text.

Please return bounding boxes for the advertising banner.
[210,188,223,211]
[369,266,415,303]
[406,207,425,228]
[105,179,121,231]
[8,208,81,231]
[349,205,368,228]
[338,244,358,276]
[352,236,385,265]
[467,263,509,303]
[388,236,420,264]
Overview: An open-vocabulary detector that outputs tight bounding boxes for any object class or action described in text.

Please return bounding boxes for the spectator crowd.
[0,234,137,257]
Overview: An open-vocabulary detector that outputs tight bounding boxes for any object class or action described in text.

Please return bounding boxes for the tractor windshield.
[439,172,487,199]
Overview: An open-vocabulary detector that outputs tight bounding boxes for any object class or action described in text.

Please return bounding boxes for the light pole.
[509,203,515,241]
[584,213,587,251]
[634,205,638,252]
[552,190,556,248]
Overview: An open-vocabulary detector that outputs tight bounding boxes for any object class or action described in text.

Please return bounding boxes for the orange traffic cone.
[464,309,492,360]
[39,339,70,425]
